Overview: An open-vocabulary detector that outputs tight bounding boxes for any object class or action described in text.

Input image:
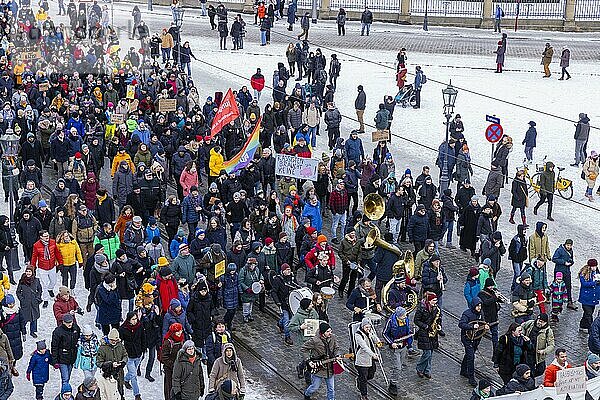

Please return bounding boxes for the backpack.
[157,337,171,364]
[421,73,427,84]
[318,69,327,84]
[501,9,505,17]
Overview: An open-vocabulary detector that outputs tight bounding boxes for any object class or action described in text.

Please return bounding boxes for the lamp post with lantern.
[439,81,458,193]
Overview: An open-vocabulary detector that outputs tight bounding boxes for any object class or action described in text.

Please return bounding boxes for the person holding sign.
[543,348,571,387]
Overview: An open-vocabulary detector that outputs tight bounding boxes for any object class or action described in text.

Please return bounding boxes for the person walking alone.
[541,42,553,78]
[559,47,571,80]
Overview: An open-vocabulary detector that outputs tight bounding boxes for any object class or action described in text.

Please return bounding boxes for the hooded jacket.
[208,343,245,393]
[528,222,550,263]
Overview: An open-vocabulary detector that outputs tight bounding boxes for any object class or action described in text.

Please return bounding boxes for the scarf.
[21,187,41,200]
[586,361,600,379]
[511,335,524,365]
[40,238,50,260]
[96,193,108,205]
[19,270,35,286]
[165,323,184,342]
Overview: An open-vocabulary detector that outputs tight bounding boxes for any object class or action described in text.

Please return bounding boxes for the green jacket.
[238,265,261,303]
[289,307,320,344]
[172,349,205,400]
[478,265,496,288]
[538,162,555,193]
[96,338,128,380]
[94,234,121,261]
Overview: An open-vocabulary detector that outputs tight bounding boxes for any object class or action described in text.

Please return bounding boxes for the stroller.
[395,84,417,108]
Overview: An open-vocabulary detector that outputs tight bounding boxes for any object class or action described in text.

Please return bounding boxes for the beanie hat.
[83,376,97,390]
[520,271,532,281]
[265,237,274,246]
[94,243,104,252]
[478,379,491,391]
[588,352,600,365]
[279,232,288,239]
[468,267,479,277]
[182,340,195,351]
[107,328,120,341]
[281,263,291,272]
[492,231,503,241]
[158,257,169,267]
[306,227,317,235]
[515,364,530,377]
[482,258,492,267]
[484,277,495,288]
[317,234,327,244]
[538,313,549,322]
[555,271,563,279]
[429,255,441,263]
[59,286,71,296]
[115,249,126,258]
[360,317,372,329]
[104,274,116,284]
[589,259,599,267]
[82,324,93,336]
[62,313,74,323]
[159,267,173,277]
[61,383,72,394]
[565,239,573,245]
[36,340,46,351]
[221,379,234,395]
[300,298,312,310]
[319,322,331,335]
[3,294,14,305]
[425,292,437,302]
[395,306,407,317]
[170,298,181,309]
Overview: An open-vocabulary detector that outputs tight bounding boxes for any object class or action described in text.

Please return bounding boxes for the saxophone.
[428,306,441,338]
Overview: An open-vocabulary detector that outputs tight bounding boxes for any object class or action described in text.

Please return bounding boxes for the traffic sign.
[486,115,501,124]
[485,124,503,143]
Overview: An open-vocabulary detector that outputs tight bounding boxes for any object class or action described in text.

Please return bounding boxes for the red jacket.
[157,275,179,315]
[53,295,80,326]
[251,73,265,92]
[543,360,571,387]
[305,243,336,270]
[31,239,63,271]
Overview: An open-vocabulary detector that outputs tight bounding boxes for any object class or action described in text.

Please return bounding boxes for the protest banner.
[158,98,177,112]
[111,114,125,125]
[556,366,586,395]
[493,370,596,400]
[372,130,390,142]
[275,154,320,182]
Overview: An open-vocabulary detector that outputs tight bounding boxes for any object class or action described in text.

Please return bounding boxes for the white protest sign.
[275,154,320,182]
[556,366,586,395]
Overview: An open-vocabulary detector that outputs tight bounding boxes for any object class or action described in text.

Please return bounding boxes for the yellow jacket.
[209,148,224,177]
[111,152,136,177]
[161,33,174,49]
[0,274,9,303]
[57,240,83,266]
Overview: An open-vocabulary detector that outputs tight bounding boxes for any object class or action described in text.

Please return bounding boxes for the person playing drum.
[238,257,262,323]
[347,278,382,322]
[271,263,298,346]
[306,252,338,294]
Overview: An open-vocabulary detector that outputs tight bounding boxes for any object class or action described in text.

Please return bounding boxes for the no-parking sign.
[485,123,503,143]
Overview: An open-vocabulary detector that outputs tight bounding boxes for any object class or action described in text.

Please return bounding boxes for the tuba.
[364,193,385,221]
[381,251,418,313]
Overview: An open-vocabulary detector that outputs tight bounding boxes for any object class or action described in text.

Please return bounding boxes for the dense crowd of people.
[0,1,597,400]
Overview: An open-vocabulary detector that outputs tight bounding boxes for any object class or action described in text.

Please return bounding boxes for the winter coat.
[172,349,205,400]
[463,279,481,307]
[51,323,81,365]
[112,164,134,204]
[494,334,531,377]
[162,307,193,338]
[483,169,503,198]
[53,295,80,326]
[27,350,53,385]
[16,277,42,323]
[95,284,122,326]
[528,223,550,262]
[414,303,440,350]
[345,137,364,163]
[187,291,213,343]
[407,212,429,242]
[74,334,100,372]
[579,271,600,306]
[511,178,528,208]
[560,49,570,68]
[522,319,555,365]
[552,244,573,273]
[222,272,239,310]
[575,115,590,141]
[354,328,380,367]
[209,148,224,177]
[93,232,120,261]
[119,321,146,359]
[301,201,323,232]
[0,309,25,360]
[182,194,202,224]
[238,265,261,303]
[522,127,537,148]
[171,253,196,285]
[208,343,245,393]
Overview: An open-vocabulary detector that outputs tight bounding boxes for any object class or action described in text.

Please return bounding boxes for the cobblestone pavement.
[114,2,600,60]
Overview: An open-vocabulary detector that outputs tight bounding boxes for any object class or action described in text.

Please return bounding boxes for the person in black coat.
[178,41,197,76]
[417,176,437,210]
[95,189,115,226]
[51,313,81,382]
[16,210,42,263]
[407,205,429,253]
[19,133,44,170]
[414,292,441,378]
[459,197,481,257]
[204,321,231,373]
[496,364,535,395]
[0,295,25,362]
[186,280,213,348]
[458,297,484,386]
[139,297,162,382]
[509,170,528,225]
[493,323,532,384]
[16,266,42,338]
[0,216,16,283]
[119,311,146,393]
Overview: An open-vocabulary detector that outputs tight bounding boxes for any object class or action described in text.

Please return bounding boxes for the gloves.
[76,307,84,315]
[246,288,253,294]
[53,364,59,369]
[26,372,30,381]
[527,300,535,308]
[173,392,182,400]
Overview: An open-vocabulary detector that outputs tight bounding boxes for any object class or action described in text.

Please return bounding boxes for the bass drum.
[289,287,313,314]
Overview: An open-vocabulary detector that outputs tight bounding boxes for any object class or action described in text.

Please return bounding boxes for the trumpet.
[438,269,445,291]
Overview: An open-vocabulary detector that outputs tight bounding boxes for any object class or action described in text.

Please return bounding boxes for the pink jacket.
[179,169,199,197]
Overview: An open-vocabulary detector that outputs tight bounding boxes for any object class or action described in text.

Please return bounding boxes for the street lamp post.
[423,0,429,31]
[174,8,185,69]
[0,130,21,273]
[440,81,458,193]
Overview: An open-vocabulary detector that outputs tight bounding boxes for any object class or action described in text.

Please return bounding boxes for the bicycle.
[520,156,573,200]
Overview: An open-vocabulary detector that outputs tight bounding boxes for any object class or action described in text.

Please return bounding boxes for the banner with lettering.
[275,154,320,182]
[494,368,595,400]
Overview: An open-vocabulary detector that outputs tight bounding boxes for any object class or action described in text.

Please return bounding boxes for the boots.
[567,301,578,310]
[521,215,527,226]
[388,383,398,396]
[509,213,515,224]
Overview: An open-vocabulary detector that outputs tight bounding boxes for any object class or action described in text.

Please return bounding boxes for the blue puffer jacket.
[345,137,364,164]
[162,305,193,338]
[221,271,239,310]
[0,310,25,360]
[26,350,53,385]
[463,278,481,307]
[301,200,323,232]
[579,271,600,306]
[181,195,202,224]
[95,284,122,326]
[589,316,600,354]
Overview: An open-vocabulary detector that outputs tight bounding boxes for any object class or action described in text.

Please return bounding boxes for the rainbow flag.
[223,117,262,174]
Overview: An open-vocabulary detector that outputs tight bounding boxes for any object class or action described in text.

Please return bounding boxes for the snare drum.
[289,287,313,314]
[364,312,382,326]
[320,287,335,300]
[251,282,263,294]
